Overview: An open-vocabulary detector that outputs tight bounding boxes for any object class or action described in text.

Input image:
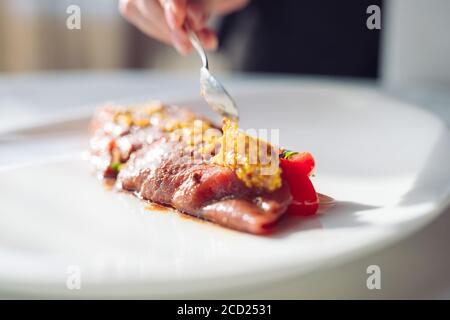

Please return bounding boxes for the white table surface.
[0,71,449,299]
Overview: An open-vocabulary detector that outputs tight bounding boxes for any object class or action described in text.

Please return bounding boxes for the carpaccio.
[90,101,318,234]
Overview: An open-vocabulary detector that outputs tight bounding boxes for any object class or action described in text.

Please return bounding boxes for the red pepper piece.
[279,151,319,216]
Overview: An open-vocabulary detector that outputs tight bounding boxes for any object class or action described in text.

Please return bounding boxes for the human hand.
[119,0,249,54]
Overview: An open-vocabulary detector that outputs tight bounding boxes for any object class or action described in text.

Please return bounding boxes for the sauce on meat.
[145,202,170,212]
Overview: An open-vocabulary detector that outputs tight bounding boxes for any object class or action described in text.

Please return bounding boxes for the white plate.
[1,80,449,298]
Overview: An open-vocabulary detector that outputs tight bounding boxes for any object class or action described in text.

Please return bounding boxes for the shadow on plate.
[271,200,380,239]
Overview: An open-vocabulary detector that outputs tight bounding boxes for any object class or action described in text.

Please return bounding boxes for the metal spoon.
[186,26,239,122]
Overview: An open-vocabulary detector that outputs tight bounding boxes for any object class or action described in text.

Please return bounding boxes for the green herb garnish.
[111,162,121,172]
[279,149,298,160]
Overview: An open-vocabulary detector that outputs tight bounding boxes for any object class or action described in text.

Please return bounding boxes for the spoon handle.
[185,25,209,69]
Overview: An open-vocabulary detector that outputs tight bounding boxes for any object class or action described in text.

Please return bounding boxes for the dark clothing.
[219,0,382,78]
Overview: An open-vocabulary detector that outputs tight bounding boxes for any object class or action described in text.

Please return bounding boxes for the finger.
[120,0,171,44]
[196,28,218,51]
[161,0,187,29]
[170,28,192,54]
[136,0,172,41]
[186,1,209,31]
[214,0,249,15]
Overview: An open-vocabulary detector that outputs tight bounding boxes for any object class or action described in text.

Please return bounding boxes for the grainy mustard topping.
[212,119,282,192]
[111,103,281,191]
[113,101,165,128]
